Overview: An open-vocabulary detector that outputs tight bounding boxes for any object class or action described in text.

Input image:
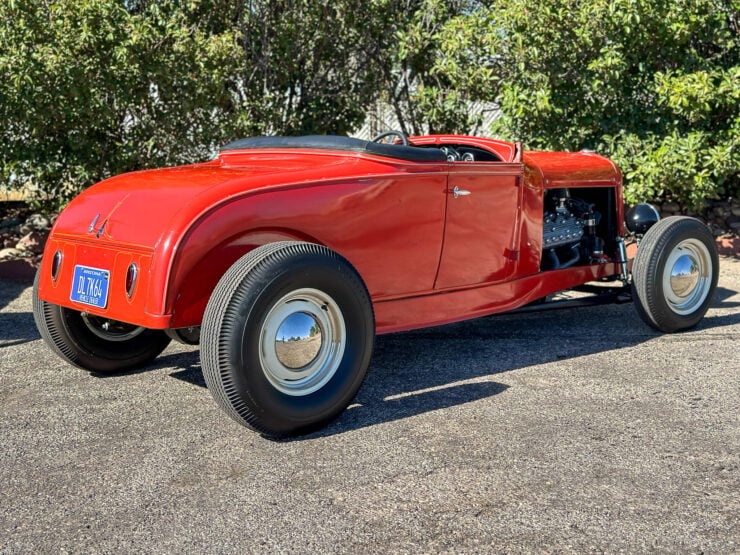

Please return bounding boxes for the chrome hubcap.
[669,254,699,297]
[275,312,323,369]
[259,288,345,396]
[662,239,712,315]
[80,312,145,342]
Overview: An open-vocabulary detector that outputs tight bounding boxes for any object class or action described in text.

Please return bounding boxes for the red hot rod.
[34,132,719,437]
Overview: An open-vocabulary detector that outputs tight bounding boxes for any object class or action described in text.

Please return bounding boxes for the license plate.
[70,265,110,308]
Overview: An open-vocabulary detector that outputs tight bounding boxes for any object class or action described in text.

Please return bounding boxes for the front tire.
[33,271,171,373]
[632,216,718,332]
[201,242,374,438]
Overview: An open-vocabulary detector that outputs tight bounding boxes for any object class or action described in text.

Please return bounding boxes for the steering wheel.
[371,130,409,146]
[440,146,461,162]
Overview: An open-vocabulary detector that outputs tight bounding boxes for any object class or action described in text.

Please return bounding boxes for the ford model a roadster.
[34,133,719,437]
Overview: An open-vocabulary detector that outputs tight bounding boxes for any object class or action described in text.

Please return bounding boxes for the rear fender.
[166,227,321,328]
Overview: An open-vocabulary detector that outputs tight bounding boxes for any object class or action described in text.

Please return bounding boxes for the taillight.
[51,250,62,281]
[125,263,138,298]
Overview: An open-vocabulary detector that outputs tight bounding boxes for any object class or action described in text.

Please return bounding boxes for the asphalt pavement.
[1,258,738,553]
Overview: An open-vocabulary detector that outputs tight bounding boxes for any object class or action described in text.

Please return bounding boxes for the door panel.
[435,164,522,289]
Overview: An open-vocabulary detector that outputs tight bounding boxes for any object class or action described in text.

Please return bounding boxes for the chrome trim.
[452,186,471,198]
[51,250,63,281]
[125,263,138,298]
[88,214,100,233]
[275,312,323,369]
[617,236,630,284]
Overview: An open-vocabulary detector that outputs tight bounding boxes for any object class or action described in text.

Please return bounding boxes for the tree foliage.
[0,0,737,211]
[232,0,387,136]
[0,0,390,207]
[364,0,500,135]
[0,0,242,205]
[481,0,739,209]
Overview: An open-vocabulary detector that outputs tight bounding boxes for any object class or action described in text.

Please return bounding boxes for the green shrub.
[0,0,242,209]
[484,0,739,210]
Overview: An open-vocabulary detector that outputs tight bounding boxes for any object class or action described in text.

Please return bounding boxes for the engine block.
[543,206,584,249]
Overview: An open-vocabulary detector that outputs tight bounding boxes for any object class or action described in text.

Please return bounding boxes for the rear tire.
[631,216,718,332]
[33,271,171,373]
[201,242,374,438]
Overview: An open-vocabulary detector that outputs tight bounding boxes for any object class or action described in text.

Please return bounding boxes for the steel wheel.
[661,238,712,316]
[201,241,374,438]
[632,216,718,332]
[259,288,346,396]
[80,312,146,342]
[33,271,171,373]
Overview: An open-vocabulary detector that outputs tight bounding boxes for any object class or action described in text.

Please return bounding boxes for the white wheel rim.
[259,288,346,396]
[662,238,712,315]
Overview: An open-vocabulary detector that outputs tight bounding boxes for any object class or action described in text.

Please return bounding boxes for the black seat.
[221,135,446,163]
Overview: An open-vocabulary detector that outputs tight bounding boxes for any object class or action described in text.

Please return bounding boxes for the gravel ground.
[1,258,738,553]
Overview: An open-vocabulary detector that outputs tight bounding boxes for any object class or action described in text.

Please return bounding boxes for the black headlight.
[626,203,660,235]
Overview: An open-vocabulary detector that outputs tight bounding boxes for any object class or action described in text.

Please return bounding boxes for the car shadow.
[88,349,203,379]
[168,357,206,387]
[0,280,28,309]
[12,277,736,433]
[158,294,738,440]
[0,280,39,347]
[295,297,740,440]
[711,286,740,308]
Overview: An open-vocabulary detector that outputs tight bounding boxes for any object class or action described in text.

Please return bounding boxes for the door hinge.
[505,248,520,261]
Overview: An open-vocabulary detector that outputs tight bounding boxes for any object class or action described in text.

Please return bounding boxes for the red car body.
[37,134,624,334]
[35,133,717,437]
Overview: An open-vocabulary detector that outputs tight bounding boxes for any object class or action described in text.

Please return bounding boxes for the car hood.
[523,151,620,186]
[50,156,355,250]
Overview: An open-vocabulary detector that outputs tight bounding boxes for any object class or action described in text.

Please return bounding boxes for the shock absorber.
[583,208,604,261]
[616,236,630,284]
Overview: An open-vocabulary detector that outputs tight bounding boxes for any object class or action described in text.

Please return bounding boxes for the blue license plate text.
[70,265,110,308]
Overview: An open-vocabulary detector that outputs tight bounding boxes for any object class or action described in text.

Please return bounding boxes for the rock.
[708,223,725,237]
[19,213,51,234]
[26,213,51,231]
[732,207,740,217]
[662,201,680,213]
[16,230,48,254]
[0,217,21,229]
[712,206,729,218]
[0,247,23,260]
